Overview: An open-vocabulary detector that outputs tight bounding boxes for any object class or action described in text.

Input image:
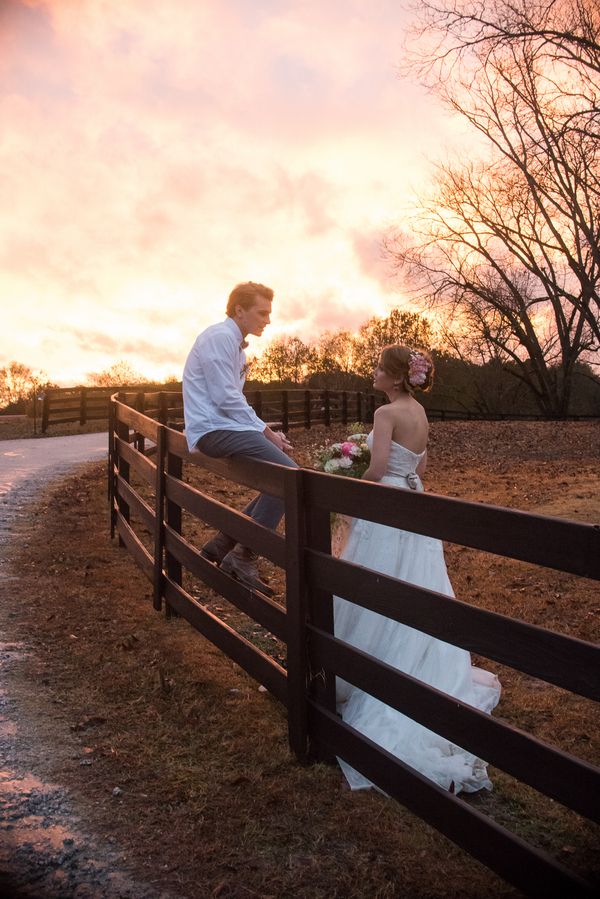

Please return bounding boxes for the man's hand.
[264,427,293,454]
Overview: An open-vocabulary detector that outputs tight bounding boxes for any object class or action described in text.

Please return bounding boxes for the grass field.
[0,414,109,440]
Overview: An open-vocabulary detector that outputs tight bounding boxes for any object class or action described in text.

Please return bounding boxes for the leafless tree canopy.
[250,336,317,384]
[249,311,434,387]
[391,0,600,414]
[87,359,146,387]
[0,361,50,409]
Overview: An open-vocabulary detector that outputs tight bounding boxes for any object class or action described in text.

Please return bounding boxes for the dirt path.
[0,436,171,898]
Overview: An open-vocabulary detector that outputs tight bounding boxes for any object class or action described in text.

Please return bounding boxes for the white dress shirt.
[183,316,265,450]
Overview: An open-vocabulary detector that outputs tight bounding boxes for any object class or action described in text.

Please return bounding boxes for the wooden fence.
[44,385,383,431]
[42,384,598,431]
[41,384,184,431]
[108,390,600,898]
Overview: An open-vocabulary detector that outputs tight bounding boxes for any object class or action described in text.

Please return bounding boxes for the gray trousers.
[196,429,298,531]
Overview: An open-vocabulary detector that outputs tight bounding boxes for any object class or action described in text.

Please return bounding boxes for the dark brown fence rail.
[108,391,599,898]
[42,385,599,432]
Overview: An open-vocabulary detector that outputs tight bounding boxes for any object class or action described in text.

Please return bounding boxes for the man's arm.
[201,333,265,430]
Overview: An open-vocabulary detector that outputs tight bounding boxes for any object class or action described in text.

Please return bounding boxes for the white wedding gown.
[334,433,501,794]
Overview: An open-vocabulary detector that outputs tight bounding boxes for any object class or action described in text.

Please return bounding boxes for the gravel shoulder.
[0,435,170,898]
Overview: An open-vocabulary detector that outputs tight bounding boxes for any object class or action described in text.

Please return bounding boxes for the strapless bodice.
[367,431,426,487]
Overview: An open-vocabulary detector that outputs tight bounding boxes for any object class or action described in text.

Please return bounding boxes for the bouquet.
[314,431,370,479]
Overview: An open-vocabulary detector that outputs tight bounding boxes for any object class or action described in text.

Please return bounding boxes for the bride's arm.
[362,408,392,481]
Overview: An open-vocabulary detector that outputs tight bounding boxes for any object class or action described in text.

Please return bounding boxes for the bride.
[334,344,501,794]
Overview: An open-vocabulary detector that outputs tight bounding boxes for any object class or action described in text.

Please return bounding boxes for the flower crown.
[407,351,431,387]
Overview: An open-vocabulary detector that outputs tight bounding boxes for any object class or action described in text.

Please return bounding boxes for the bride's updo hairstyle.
[379,345,434,394]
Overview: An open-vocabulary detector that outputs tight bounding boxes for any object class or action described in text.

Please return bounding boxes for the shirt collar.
[225,316,248,349]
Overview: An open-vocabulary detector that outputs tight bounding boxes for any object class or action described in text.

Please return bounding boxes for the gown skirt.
[333,441,501,794]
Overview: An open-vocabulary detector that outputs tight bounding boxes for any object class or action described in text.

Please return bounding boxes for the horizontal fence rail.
[107,391,600,898]
[307,703,593,899]
[303,470,600,580]
[307,551,599,700]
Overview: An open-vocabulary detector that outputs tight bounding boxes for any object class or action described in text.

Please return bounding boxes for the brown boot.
[220,544,275,597]
[201,532,236,565]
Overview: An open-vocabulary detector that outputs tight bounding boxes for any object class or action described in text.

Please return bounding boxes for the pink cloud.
[352,230,398,292]
[0,0,454,382]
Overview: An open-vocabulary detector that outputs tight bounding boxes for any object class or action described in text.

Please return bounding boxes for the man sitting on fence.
[182,281,297,596]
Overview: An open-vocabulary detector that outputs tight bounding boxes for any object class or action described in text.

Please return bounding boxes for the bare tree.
[390,0,600,414]
[352,309,435,379]
[410,1,600,83]
[0,361,50,410]
[87,360,145,387]
[249,312,433,388]
[312,330,360,389]
[250,336,316,384]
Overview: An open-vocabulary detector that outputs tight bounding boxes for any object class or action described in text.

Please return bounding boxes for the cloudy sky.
[1,0,464,384]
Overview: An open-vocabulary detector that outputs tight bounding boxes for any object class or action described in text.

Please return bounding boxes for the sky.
[0,0,466,385]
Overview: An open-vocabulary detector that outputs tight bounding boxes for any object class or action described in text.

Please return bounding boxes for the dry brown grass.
[0,415,109,440]
[1,420,599,897]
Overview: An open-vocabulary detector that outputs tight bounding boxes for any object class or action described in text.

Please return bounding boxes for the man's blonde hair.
[226,282,274,317]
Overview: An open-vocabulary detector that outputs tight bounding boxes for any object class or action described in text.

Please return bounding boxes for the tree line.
[246,307,599,416]
[2,302,598,416]
[0,360,178,414]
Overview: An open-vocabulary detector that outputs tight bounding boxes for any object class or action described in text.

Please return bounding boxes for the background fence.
[42,384,599,431]
[41,384,184,431]
[108,390,600,898]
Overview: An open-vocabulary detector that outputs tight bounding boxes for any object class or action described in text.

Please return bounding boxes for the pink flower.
[408,352,431,386]
[341,441,355,456]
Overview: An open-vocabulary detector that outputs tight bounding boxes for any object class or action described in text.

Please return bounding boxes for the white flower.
[330,443,343,452]
[337,456,353,468]
[324,458,342,472]
[349,433,368,442]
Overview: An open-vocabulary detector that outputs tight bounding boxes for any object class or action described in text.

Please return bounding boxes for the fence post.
[304,390,311,429]
[284,468,309,761]
[135,391,145,453]
[159,391,168,425]
[342,391,348,425]
[115,396,130,546]
[153,424,167,612]
[165,434,182,618]
[79,387,87,426]
[41,391,50,433]
[282,390,289,432]
[356,391,363,423]
[31,387,37,435]
[254,390,263,419]
[366,393,375,423]
[323,389,330,427]
[108,399,116,537]
[306,498,336,762]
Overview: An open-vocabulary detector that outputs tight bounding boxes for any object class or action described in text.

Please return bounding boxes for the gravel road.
[0,433,108,530]
[0,434,172,898]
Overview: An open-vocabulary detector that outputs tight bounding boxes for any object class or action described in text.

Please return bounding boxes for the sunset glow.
[0,0,463,384]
